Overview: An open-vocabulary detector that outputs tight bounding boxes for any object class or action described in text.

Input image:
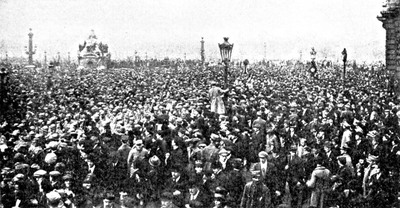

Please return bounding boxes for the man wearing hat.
[362,154,379,198]
[249,125,267,165]
[165,165,187,207]
[95,192,120,208]
[306,156,331,208]
[340,120,352,149]
[284,144,305,208]
[209,81,229,115]
[250,151,279,200]
[240,171,272,208]
[33,169,52,194]
[323,141,339,174]
[127,139,149,177]
[368,131,384,158]
[210,186,230,208]
[252,111,267,135]
[160,191,179,208]
[265,123,279,154]
[46,191,65,208]
[202,134,221,171]
[146,155,163,203]
[208,160,230,192]
[217,147,233,172]
[49,170,62,190]
[184,179,211,208]
[225,158,246,207]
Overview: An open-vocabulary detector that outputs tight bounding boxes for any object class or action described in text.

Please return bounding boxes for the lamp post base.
[224,65,228,89]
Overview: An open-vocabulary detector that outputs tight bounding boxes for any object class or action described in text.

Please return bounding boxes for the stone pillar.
[25,28,36,65]
[378,0,400,95]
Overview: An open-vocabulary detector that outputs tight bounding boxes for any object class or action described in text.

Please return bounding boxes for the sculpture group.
[78,30,110,70]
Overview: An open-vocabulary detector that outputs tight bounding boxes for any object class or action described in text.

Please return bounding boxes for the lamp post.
[243,59,249,74]
[342,48,347,80]
[25,28,36,65]
[309,47,317,77]
[218,37,234,88]
[200,37,205,64]
[264,42,267,61]
[0,67,8,118]
[44,51,47,69]
[299,50,303,61]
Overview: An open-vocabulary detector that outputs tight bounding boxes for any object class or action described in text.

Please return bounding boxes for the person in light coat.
[306,156,331,208]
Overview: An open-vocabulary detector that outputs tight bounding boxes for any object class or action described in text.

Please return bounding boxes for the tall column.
[200,37,205,63]
[25,28,36,65]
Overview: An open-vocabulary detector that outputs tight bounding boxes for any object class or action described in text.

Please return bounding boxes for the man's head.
[46,191,63,208]
[171,167,181,180]
[289,145,297,155]
[211,161,222,174]
[251,171,262,182]
[194,161,204,174]
[160,192,174,207]
[188,180,200,195]
[258,151,268,163]
[323,141,332,153]
[134,139,144,151]
[103,193,115,208]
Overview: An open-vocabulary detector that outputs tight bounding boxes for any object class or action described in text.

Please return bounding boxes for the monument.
[377,0,400,95]
[25,28,37,69]
[78,30,110,70]
[200,37,205,63]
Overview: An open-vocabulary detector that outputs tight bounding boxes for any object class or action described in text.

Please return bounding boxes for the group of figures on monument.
[78,30,110,70]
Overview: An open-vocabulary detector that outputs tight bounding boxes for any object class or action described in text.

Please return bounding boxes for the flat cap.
[258,151,268,158]
[33,169,47,177]
[49,171,61,177]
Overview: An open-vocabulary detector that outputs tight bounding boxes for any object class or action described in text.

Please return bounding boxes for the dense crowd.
[0,60,398,208]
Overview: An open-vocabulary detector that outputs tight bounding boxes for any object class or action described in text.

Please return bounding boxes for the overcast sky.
[0,0,385,61]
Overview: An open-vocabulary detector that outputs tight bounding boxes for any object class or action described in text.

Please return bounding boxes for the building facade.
[378,0,400,95]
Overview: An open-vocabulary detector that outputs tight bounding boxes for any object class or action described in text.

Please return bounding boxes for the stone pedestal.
[378,1,400,95]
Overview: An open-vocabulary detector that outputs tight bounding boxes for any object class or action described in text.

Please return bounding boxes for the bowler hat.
[149,155,161,167]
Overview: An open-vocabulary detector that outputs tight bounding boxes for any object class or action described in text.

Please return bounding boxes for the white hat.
[46,191,62,206]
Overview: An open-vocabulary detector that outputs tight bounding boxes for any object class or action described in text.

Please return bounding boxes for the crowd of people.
[0,59,398,208]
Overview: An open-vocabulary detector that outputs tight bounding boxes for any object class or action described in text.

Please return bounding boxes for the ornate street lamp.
[342,48,347,80]
[0,67,9,117]
[218,37,233,88]
[243,59,249,74]
[309,47,317,77]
